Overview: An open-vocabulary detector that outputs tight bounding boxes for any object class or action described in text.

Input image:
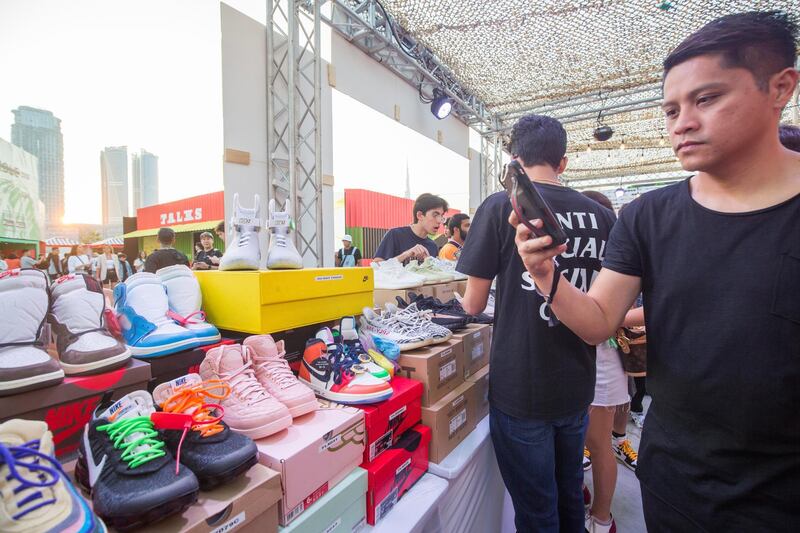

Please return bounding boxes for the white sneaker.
[219,193,262,271]
[372,258,426,290]
[384,303,452,345]
[266,199,303,270]
[630,411,646,429]
[585,514,616,533]
[157,265,221,344]
[405,259,453,284]
[359,307,429,351]
[428,258,467,281]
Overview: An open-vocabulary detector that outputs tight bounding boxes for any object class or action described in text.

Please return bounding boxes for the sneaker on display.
[219,193,262,271]
[371,259,426,290]
[242,335,318,418]
[384,303,453,345]
[339,317,394,380]
[114,273,198,358]
[298,338,393,405]
[265,199,303,270]
[583,447,592,470]
[395,294,469,331]
[151,374,259,490]
[48,273,131,375]
[316,326,389,381]
[368,334,401,360]
[75,391,200,531]
[0,419,106,533]
[156,265,221,345]
[426,257,467,280]
[404,260,450,285]
[613,438,638,472]
[585,513,617,533]
[199,344,292,438]
[0,269,64,396]
[359,307,429,351]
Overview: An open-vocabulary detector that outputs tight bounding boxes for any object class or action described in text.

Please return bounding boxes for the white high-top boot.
[219,193,262,271]
[0,269,64,395]
[49,273,131,375]
[156,265,220,345]
[113,272,198,358]
[266,199,303,270]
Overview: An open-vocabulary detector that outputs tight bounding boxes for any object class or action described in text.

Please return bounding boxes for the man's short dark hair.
[779,124,800,153]
[447,213,470,236]
[215,221,225,234]
[157,227,176,245]
[118,253,127,259]
[663,11,798,91]
[581,190,614,211]
[412,193,448,223]
[510,115,567,169]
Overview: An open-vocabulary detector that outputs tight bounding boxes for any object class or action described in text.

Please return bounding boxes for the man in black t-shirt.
[144,227,190,274]
[458,115,615,532]
[373,193,446,263]
[513,12,800,531]
[193,232,223,270]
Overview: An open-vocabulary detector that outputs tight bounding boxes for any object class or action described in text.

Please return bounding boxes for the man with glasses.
[374,193,448,263]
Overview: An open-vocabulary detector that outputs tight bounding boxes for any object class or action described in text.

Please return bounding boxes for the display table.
[362,473,449,533]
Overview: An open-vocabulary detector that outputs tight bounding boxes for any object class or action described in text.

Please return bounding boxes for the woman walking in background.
[96,245,121,287]
[133,250,147,273]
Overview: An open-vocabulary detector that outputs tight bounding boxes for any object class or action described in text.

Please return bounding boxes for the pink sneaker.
[243,335,318,418]
[200,343,292,438]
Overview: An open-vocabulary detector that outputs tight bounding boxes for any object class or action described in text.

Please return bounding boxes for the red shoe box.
[366,424,431,525]
[358,376,423,464]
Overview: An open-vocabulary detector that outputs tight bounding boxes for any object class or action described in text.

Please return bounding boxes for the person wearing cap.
[335,235,361,267]
[193,231,223,270]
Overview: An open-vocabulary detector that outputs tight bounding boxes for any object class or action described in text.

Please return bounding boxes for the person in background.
[438,213,471,261]
[42,249,64,282]
[133,251,147,273]
[779,123,800,151]
[67,245,91,274]
[193,231,223,270]
[373,193,447,263]
[145,228,190,273]
[4,254,20,270]
[20,249,37,269]
[215,221,226,247]
[96,245,121,287]
[335,235,362,267]
[117,253,134,282]
[0,253,7,271]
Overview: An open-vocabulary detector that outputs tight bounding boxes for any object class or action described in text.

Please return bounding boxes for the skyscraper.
[131,149,159,210]
[11,106,64,226]
[100,146,129,227]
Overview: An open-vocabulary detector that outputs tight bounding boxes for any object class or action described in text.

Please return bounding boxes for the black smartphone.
[503,160,568,247]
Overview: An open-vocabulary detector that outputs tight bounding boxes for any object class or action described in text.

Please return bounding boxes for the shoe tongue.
[152,373,203,407]
[316,327,335,345]
[101,390,155,420]
[243,335,279,359]
[218,345,248,373]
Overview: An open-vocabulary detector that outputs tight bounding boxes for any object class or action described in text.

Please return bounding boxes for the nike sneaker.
[0,419,105,533]
[613,438,638,472]
[583,446,592,471]
[339,317,394,379]
[265,199,303,270]
[242,335,317,418]
[199,344,292,438]
[76,391,199,531]
[156,265,221,344]
[583,483,592,512]
[359,307,429,352]
[219,193,262,271]
[152,374,258,490]
[319,325,389,381]
[384,303,452,345]
[298,338,393,405]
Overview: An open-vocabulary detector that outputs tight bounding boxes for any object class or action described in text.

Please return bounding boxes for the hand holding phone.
[503,160,568,247]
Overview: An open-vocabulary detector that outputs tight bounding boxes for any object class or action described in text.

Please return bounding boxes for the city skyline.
[132,148,159,210]
[100,145,129,227]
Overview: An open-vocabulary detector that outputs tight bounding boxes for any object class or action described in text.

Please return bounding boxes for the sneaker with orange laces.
[152,374,259,490]
[200,344,292,439]
[243,335,318,418]
[613,437,638,472]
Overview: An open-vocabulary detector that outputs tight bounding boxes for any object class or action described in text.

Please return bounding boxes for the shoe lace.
[376,314,422,336]
[273,234,289,248]
[619,440,638,461]
[329,349,362,385]
[584,447,591,458]
[223,347,272,404]
[255,350,297,389]
[166,309,207,327]
[236,232,251,248]
[0,440,63,520]
[161,380,230,438]
[96,416,166,469]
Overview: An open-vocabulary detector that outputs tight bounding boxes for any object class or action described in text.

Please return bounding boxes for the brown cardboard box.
[452,324,492,379]
[421,380,477,463]
[454,281,467,297]
[373,286,433,308]
[431,281,457,302]
[467,364,490,422]
[0,359,151,459]
[398,339,464,407]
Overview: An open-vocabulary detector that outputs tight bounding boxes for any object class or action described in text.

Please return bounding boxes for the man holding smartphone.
[457,115,615,532]
[512,12,799,531]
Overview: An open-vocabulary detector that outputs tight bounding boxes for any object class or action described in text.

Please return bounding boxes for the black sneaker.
[397,294,470,331]
[76,391,199,531]
[152,374,259,491]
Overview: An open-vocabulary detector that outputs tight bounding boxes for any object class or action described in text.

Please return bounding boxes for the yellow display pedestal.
[194,268,374,334]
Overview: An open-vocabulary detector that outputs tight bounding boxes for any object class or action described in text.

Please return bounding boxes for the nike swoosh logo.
[83,429,107,487]
[302,359,329,382]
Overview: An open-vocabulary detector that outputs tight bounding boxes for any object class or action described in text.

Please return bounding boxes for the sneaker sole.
[287,398,319,418]
[0,369,65,396]
[60,349,132,375]
[228,413,293,439]
[128,337,201,358]
[299,377,394,405]
[613,452,637,472]
[196,452,258,491]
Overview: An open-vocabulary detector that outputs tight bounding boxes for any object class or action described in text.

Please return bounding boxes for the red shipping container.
[366,424,431,525]
[358,376,423,464]
[345,189,460,233]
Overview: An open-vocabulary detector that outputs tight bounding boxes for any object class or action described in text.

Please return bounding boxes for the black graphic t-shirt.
[603,179,800,528]
[375,227,438,262]
[457,184,616,419]
[144,248,190,274]
[195,248,223,267]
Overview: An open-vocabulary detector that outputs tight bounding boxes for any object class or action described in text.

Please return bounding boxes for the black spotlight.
[430,88,453,120]
[593,125,614,141]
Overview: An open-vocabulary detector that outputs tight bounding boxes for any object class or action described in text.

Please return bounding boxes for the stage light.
[593,125,613,141]
[431,88,453,119]
[615,187,625,199]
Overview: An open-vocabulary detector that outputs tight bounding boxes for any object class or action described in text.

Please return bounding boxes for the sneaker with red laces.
[585,513,616,533]
[199,344,292,438]
[299,338,393,405]
[243,335,318,418]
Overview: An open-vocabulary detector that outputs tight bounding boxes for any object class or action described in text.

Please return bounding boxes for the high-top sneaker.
[76,391,199,531]
[0,269,64,396]
[0,419,105,533]
[48,273,131,375]
[152,374,258,490]
[243,335,317,418]
[339,317,395,379]
[298,338,393,405]
[219,193,262,271]
[156,265,221,345]
[265,199,303,270]
[114,272,198,358]
[316,327,389,381]
[199,344,292,438]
